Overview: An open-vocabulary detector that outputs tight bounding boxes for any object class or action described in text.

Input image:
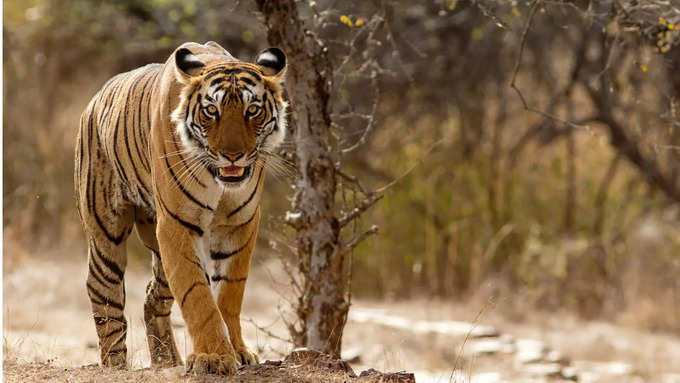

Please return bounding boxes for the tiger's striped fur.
[74,41,287,374]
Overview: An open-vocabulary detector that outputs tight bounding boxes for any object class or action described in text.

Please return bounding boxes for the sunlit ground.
[4,245,680,383]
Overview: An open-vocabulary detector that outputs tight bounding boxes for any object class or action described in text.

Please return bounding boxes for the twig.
[341,225,379,254]
[336,167,370,195]
[473,0,510,30]
[382,0,414,82]
[374,139,443,194]
[509,0,593,130]
[338,193,383,228]
[244,317,293,344]
[341,75,381,154]
[510,0,541,110]
[335,15,384,80]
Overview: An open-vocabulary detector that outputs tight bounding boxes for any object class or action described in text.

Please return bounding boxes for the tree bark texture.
[254,0,348,357]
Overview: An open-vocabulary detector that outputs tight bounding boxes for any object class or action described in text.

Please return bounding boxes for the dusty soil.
[4,250,680,382]
[3,350,415,383]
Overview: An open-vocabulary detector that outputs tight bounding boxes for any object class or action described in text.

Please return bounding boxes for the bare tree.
[253,0,385,356]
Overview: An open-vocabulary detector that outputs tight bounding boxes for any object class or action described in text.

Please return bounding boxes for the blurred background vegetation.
[4,0,680,331]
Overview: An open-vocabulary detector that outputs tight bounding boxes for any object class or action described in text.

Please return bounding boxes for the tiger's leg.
[85,235,132,367]
[80,178,134,368]
[212,208,261,365]
[136,212,181,367]
[156,218,238,374]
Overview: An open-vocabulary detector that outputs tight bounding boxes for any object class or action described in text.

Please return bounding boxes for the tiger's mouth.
[214,164,252,184]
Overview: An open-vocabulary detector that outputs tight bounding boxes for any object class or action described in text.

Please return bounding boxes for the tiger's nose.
[222,151,244,162]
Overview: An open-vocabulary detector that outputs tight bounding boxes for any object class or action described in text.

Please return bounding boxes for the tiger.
[74,41,288,374]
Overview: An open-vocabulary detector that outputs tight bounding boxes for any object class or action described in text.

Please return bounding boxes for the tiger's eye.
[247,105,260,116]
[206,105,218,115]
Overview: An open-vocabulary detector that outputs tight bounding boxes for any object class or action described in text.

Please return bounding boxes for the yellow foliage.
[340,15,353,27]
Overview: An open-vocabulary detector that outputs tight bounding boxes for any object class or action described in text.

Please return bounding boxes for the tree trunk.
[255,0,348,357]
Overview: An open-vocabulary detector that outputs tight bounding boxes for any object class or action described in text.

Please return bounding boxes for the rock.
[515,339,547,364]
[523,362,562,377]
[467,338,504,356]
[571,360,633,375]
[286,347,323,361]
[560,366,578,381]
[545,349,568,364]
[359,368,416,383]
[577,370,602,383]
[342,346,363,363]
[499,333,515,343]
[285,347,356,377]
[515,349,544,364]
[466,336,516,357]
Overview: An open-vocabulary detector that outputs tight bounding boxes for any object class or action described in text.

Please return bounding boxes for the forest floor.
[4,251,680,382]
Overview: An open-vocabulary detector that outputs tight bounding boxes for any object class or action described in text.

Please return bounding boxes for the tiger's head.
[171,44,288,188]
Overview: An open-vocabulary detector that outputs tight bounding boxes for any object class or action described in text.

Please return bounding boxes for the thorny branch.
[341,74,381,155]
[509,0,592,131]
[341,225,379,255]
[509,0,541,110]
[244,317,293,344]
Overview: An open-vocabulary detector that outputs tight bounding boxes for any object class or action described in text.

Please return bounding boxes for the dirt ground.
[4,249,680,382]
[2,349,416,383]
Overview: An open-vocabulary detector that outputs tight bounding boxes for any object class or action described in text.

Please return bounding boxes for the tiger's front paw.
[234,346,259,366]
[186,352,237,375]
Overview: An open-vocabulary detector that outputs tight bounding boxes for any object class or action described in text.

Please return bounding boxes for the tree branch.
[341,225,379,255]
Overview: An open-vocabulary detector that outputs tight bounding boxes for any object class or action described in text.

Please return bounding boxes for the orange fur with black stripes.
[74,41,288,374]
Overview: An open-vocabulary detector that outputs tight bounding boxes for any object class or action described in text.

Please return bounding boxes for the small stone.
[359,368,381,377]
[561,366,578,381]
[516,350,544,364]
[499,333,515,343]
[342,346,362,363]
[598,361,633,375]
[571,360,633,376]
[286,347,323,363]
[467,339,503,356]
[523,363,562,377]
[545,349,567,364]
[515,339,547,364]
[578,370,601,383]
[360,368,415,383]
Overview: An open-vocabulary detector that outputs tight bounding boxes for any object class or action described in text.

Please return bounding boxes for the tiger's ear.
[256,48,286,80]
[175,47,205,81]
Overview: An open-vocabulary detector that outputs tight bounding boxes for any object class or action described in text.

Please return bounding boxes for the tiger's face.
[171,47,287,188]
